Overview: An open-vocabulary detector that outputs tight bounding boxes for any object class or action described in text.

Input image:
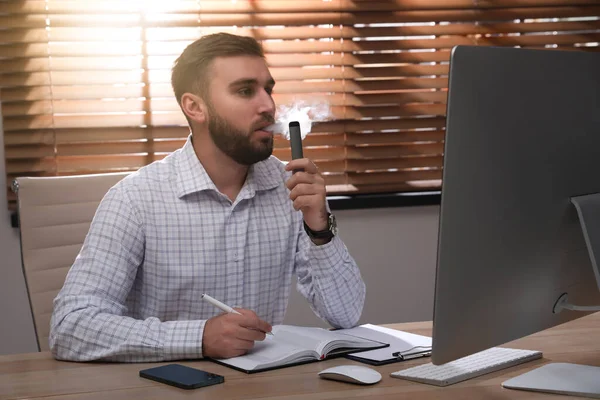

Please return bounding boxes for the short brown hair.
[171,33,265,107]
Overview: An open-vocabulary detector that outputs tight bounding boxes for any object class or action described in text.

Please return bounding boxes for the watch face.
[329,214,338,236]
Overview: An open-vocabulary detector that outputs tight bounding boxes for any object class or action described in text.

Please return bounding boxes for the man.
[49,33,365,362]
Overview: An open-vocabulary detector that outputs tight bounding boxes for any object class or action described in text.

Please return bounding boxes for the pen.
[393,350,432,360]
[201,293,274,336]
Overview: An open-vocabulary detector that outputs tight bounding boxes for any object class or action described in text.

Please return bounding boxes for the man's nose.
[257,89,275,116]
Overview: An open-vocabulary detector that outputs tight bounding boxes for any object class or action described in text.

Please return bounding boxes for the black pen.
[393,350,432,360]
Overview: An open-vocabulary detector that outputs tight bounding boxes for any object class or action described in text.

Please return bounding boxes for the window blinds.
[1,0,599,210]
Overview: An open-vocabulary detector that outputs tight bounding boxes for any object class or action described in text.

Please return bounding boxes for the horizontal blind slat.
[0,65,452,87]
[1,79,450,104]
[0,85,449,104]
[1,99,447,119]
[0,52,454,73]
[3,32,598,58]
[2,7,599,28]
[3,113,448,132]
[327,181,442,195]
[3,20,600,44]
[4,129,447,148]
[3,0,598,14]
[347,156,444,172]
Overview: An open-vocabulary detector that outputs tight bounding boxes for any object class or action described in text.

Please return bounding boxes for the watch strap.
[303,213,336,239]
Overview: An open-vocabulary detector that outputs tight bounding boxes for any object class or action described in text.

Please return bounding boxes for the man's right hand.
[202,308,273,359]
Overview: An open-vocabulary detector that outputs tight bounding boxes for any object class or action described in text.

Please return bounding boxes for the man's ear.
[180,93,208,124]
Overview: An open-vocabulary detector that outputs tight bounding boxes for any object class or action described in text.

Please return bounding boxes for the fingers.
[285,158,318,174]
[284,162,328,223]
[202,309,273,359]
[255,319,273,336]
[290,193,323,212]
[287,179,326,213]
[288,181,325,200]
[230,338,255,351]
[234,309,273,336]
[237,329,267,343]
[285,171,325,192]
[212,336,255,359]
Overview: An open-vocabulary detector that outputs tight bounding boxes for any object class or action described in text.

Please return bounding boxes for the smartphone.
[139,364,224,390]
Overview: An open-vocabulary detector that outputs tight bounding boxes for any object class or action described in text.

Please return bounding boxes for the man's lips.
[252,128,274,139]
[253,121,275,133]
[255,122,275,131]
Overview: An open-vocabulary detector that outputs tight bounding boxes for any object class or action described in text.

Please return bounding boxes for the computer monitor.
[432,45,600,369]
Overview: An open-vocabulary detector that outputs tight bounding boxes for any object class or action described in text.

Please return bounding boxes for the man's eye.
[265,87,274,96]
[238,88,254,97]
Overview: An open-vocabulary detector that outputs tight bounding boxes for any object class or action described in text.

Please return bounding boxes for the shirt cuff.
[308,235,345,264]
[161,319,205,360]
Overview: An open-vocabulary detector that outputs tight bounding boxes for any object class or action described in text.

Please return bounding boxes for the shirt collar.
[175,135,281,199]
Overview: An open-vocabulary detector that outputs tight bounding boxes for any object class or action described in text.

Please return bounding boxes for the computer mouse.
[318,365,382,385]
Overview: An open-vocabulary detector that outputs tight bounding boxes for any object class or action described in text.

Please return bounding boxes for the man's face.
[204,55,276,166]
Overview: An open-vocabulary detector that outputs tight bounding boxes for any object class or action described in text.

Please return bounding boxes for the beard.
[206,103,274,166]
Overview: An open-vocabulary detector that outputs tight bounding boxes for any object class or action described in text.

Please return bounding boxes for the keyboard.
[390,347,542,387]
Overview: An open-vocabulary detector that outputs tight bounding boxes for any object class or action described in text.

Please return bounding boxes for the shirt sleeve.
[49,182,205,362]
[293,217,366,329]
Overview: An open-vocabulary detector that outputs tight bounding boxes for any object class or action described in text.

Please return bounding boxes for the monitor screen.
[431,45,600,365]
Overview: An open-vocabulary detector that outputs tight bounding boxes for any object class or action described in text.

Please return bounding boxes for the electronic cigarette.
[289,121,303,173]
[289,121,303,160]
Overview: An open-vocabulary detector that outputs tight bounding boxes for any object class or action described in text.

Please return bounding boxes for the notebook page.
[271,326,331,355]
[274,325,380,357]
[215,333,314,371]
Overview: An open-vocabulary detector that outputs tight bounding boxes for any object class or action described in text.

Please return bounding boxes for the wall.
[0,118,440,354]
[0,108,38,354]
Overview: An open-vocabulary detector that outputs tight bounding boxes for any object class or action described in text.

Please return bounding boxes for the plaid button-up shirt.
[50,136,365,362]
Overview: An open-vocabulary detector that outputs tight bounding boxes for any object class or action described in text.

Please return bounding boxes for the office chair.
[13,172,129,351]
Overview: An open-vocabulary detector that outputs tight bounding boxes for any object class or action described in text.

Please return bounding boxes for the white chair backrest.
[15,173,129,351]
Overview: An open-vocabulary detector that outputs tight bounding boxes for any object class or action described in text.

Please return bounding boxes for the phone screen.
[139,364,224,390]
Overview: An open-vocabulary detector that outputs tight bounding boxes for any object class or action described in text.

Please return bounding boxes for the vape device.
[289,121,303,160]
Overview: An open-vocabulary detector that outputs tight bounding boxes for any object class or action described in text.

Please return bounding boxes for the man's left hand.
[285,158,329,237]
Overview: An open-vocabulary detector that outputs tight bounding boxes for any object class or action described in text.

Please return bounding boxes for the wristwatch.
[303,213,338,240]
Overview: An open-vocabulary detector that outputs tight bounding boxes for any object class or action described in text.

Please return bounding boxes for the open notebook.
[212,325,388,373]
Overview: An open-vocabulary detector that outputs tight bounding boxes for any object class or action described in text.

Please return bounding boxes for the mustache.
[253,114,276,130]
[262,114,275,124]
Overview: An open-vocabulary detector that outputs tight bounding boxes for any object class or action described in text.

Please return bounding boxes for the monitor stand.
[571,192,600,290]
[503,192,600,398]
